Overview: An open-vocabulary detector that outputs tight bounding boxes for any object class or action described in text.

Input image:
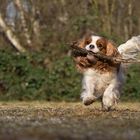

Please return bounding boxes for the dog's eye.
[97,43,102,48]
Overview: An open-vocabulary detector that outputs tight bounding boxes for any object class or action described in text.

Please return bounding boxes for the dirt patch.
[0,102,140,140]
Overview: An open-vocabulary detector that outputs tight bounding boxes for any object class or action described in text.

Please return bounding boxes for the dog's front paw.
[102,97,118,111]
[83,96,96,106]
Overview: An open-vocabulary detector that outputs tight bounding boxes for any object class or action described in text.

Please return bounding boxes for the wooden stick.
[70,44,140,64]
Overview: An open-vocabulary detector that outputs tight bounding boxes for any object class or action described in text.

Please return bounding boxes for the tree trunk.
[128,0,133,36]
[104,0,111,34]
[31,1,41,42]
[14,0,32,47]
[0,13,26,53]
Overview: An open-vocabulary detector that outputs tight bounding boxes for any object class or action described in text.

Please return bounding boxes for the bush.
[0,49,81,101]
[0,49,140,101]
[122,64,140,101]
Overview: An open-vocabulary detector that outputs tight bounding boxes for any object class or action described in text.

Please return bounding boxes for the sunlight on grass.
[0,101,140,140]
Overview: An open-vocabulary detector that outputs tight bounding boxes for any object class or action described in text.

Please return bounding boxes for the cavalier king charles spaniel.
[72,34,126,111]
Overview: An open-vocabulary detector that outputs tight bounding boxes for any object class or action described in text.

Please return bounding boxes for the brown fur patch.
[92,61,120,73]
[93,39,120,73]
[96,38,107,54]
[106,41,119,57]
[77,35,92,48]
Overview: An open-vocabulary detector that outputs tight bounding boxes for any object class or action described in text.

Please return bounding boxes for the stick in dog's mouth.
[70,44,140,64]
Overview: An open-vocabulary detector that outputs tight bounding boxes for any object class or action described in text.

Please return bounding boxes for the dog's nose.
[89,45,95,49]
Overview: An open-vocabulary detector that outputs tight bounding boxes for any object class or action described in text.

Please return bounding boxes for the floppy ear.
[106,41,118,57]
[71,35,91,49]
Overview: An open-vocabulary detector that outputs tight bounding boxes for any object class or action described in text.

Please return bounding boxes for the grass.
[0,101,140,140]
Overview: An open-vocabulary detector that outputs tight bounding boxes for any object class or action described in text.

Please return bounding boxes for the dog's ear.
[70,41,78,48]
[71,35,91,49]
[106,41,118,57]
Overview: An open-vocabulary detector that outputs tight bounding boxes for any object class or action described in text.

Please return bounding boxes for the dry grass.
[0,101,140,140]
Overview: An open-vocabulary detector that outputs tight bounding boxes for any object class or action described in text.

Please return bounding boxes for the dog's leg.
[81,74,97,106]
[102,81,120,111]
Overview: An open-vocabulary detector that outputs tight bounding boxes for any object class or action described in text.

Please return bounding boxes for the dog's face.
[85,36,103,53]
[77,35,118,57]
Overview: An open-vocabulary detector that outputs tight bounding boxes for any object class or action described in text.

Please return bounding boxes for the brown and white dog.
[72,34,140,110]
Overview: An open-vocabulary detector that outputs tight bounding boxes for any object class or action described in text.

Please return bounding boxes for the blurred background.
[0,0,140,101]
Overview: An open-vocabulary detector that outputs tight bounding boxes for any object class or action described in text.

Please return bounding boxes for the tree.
[0,13,26,52]
[0,0,42,52]
[0,0,139,54]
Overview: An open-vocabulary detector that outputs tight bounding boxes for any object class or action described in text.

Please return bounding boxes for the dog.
[72,34,140,111]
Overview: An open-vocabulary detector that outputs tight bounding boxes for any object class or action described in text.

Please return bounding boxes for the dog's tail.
[118,35,140,60]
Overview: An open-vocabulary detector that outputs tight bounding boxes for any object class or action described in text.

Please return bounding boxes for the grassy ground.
[0,101,140,140]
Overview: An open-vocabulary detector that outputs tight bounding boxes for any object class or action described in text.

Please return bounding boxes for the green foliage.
[0,49,140,101]
[45,56,81,101]
[122,64,140,101]
[0,49,81,101]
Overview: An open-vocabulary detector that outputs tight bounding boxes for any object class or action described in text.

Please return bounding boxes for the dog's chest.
[84,69,116,93]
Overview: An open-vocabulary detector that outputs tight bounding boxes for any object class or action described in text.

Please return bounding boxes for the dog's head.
[72,34,120,73]
[75,35,119,57]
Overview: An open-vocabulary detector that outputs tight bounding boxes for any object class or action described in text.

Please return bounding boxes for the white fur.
[85,36,101,53]
[81,67,124,110]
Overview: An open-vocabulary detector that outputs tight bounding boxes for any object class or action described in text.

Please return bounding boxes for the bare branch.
[0,13,26,53]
